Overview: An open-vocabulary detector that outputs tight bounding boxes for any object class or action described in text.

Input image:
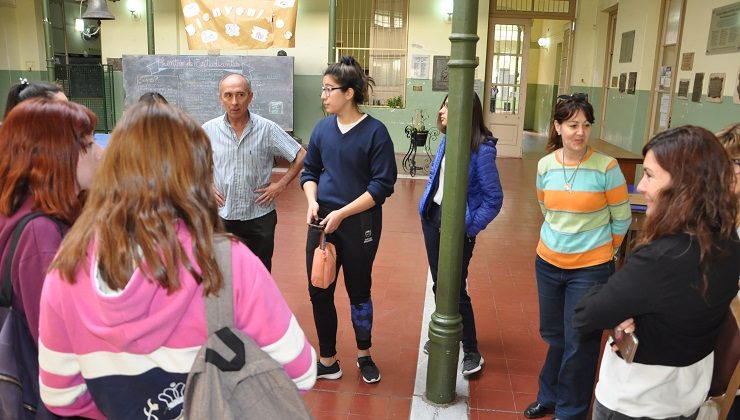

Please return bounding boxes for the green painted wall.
[0,70,47,117]
[670,97,739,133]
[599,88,650,154]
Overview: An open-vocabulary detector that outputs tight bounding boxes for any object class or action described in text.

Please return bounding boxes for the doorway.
[483,19,531,158]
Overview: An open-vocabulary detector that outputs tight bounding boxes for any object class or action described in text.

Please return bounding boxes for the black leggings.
[306,206,382,358]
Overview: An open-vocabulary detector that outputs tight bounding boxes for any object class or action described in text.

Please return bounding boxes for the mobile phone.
[308,217,324,230]
[610,328,639,363]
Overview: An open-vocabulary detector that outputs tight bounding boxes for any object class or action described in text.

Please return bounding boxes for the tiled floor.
[271,133,549,419]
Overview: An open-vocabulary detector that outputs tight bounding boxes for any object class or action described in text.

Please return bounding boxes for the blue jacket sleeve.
[466,143,503,236]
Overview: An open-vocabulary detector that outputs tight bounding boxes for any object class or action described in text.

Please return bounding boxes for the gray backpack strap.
[207,236,233,335]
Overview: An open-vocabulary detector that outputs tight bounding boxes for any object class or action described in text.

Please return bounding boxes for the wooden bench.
[590,138,643,185]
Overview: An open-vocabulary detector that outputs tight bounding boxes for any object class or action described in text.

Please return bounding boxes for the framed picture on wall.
[734,68,740,104]
[627,72,637,94]
[618,73,627,93]
[691,73,704,102]
[677,79,690,100]
[707,73,725,103]
[432,56,450,92]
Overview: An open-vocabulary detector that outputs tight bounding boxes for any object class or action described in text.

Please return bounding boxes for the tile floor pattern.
[270,133,548,419]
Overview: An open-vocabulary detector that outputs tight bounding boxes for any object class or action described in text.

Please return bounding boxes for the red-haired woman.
[0,98,101,418]
[573,126,739,419]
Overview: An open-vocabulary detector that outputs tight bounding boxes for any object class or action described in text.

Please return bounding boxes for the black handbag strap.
[1,212,55,307]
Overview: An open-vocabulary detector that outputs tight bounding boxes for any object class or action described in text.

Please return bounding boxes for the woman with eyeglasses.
[525,94,631,420]
[418,92,503,376]
[572,126,738,419]
[300,56,397,384]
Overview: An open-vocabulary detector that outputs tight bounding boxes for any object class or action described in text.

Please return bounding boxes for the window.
[336,0,409,106]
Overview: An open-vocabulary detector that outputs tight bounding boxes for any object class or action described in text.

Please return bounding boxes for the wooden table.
[591,138,643,185]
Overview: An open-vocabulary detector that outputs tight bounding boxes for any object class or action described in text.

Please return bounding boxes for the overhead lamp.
[442,0,453,23]
[537,36,550,48]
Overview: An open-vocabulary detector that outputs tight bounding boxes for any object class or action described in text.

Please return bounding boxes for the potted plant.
[404,109,429,147]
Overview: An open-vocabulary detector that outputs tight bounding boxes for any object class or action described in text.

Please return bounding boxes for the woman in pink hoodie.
[38,101,316,419]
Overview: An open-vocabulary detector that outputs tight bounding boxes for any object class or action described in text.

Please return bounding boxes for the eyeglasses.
[557,92,589,103]
[320,85,341,96]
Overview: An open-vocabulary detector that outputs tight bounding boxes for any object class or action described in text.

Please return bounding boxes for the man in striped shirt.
[203,73,306,271]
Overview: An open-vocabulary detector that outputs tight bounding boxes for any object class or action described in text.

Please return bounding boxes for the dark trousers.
[222,210,277,272]
[306,206,382,358]
[535,255,615,420]
[420,202,478,353]
[592,399,698,420]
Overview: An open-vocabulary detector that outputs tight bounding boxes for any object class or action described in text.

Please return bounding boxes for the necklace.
[562,149,586,192]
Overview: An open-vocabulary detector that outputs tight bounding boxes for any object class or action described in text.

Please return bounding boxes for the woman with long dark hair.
[573,126,739,419]
[301,56,397,384]
[525,94,632,420]
[418,92,503,376]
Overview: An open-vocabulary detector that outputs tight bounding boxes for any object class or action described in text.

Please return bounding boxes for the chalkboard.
[122,55,293,130]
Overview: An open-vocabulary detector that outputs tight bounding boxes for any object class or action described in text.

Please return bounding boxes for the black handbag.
[0,212,62,420]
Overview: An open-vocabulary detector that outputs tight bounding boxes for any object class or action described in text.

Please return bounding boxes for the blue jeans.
[535,255,615,420]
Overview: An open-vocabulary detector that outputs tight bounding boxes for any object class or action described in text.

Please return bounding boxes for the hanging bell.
[82,0,115,20]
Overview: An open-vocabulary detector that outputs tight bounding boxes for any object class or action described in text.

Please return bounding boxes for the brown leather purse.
[311,230,336,289]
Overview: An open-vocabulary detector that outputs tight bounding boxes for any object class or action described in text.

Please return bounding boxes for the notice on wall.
[179,0,298,50]
[692,73,704,102]
[411,55,430,79]
[677,79,690,99]
[658,66,672,92]
[680,52,694,71]
[706,2,740,55]
[707,73,725,103]
[627,72,637,94]
[658,95,670,130]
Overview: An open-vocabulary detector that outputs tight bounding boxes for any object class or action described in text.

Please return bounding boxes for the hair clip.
[341,56,354,66]
[19,77,29,86]
[557,92,589,103]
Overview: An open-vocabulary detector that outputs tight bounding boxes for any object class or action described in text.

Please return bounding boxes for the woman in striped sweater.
[524,94,631,420]
[37,101,316,419]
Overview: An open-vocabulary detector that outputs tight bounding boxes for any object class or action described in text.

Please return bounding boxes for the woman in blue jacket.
[418,92,504,376]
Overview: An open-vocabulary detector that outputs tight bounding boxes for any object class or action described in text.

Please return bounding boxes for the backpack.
[183,237,313,420]
[0,212,63,420]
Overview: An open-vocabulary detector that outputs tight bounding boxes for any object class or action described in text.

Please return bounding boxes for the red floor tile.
[276,134,549,419]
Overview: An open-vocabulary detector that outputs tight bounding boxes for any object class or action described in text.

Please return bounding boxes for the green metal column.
[146,0,155,54]
[41,0,55,81]
[328,0,337,64]
[425,0,480,405]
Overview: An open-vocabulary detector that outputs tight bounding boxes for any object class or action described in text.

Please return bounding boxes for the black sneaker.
[461,351,484,376]
[423,340,431,354]
[317,360,342,380]
[357,356,381,383]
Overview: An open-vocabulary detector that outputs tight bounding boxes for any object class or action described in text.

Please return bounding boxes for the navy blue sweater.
[301,115,397,209]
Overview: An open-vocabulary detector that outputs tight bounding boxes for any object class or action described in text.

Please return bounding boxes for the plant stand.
[402,127,439,177]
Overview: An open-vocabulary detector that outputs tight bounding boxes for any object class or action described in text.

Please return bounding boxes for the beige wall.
[0,0,46,71]
[609,0,662,91]
[678,0,739,97]
[100,0,329,76]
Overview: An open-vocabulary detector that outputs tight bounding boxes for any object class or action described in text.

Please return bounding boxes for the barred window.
[336,0,409,107]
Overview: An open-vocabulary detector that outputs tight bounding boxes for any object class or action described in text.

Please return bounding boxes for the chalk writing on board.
[122,55,294,130]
